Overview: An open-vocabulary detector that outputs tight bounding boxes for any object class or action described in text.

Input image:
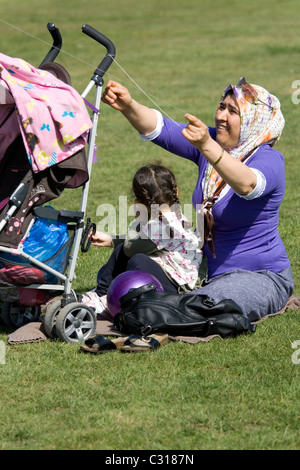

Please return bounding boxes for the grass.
[0,0,300,451]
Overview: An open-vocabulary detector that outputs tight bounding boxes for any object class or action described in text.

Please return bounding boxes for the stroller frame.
[0,23,116,342]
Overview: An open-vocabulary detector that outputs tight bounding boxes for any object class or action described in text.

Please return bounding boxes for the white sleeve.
[139,110,164,141]
[236,168,266,200]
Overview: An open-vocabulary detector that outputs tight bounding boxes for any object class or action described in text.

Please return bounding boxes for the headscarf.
[202,77,285,255]
[224,77,285,159]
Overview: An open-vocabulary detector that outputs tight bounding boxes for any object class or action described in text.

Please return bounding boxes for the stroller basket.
[0,235,73,303]
[0,217,73,286]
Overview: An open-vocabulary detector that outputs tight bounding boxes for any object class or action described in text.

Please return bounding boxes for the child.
[82,164,206,313]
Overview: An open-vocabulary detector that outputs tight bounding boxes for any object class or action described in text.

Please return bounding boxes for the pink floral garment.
[142,211,203,289]
[0,53,92,172]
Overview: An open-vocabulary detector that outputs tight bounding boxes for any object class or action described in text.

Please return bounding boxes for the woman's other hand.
[182,113,212,152]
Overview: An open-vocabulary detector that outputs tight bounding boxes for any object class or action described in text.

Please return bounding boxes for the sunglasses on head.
[223,77,274,111]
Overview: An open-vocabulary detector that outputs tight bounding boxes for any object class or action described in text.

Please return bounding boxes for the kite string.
[0,18,184,125]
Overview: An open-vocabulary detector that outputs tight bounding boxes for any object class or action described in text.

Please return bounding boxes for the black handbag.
[113,283,256,338]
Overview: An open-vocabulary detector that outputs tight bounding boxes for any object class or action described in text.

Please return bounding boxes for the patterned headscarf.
[224,76,285,159]
[203,77,285,201]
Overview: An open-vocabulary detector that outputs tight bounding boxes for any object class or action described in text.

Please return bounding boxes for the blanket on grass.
[6,295,300,345]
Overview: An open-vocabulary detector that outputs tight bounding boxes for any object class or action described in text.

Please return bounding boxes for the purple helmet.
[107,270,163,317]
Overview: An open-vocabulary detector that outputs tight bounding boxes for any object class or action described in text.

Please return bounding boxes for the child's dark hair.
[133,164,179,207]
[132,163,185,236]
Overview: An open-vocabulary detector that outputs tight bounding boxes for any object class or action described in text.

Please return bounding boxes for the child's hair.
[132,163,180,209]
[132,163,184,236]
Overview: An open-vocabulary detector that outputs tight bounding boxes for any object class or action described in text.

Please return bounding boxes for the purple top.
[152,118,290,279]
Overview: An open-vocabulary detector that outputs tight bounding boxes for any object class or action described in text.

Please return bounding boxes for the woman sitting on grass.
[100,77,294,321]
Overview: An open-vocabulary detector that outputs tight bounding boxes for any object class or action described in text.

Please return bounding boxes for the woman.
[101,77,294,321]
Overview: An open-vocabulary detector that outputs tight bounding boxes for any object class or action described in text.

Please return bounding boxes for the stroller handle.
[82,24,116,78]
[39,23,62,67]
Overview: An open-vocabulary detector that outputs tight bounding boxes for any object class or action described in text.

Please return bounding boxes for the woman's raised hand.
[102,80,158,135]
[101,80,132,112]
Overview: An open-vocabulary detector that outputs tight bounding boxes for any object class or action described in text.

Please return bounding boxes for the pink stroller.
[0,23,116,343]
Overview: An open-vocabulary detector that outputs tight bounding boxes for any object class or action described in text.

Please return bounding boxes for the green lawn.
[0,0,299,450]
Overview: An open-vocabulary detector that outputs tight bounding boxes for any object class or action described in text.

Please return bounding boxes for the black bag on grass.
[114,283,256,339]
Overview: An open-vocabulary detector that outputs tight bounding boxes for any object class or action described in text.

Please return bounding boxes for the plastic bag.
[0,207,70,283]
[23,208,69,261]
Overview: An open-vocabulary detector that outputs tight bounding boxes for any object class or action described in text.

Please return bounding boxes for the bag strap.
[119,282,158,307]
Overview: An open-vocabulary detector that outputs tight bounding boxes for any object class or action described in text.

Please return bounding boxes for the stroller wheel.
[43,299,63,339]
[55,303,96,343]
[1,302,40,329]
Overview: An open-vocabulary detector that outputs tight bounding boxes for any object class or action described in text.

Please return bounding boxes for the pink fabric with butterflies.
[0,53,92,172]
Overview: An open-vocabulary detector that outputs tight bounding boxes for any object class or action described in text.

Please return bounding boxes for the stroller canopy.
[0,53,92,174]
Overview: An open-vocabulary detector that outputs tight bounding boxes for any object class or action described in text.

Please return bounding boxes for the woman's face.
[215,93,241,149]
